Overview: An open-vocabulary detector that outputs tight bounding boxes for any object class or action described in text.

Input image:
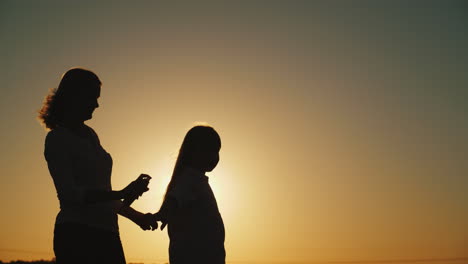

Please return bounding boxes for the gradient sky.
[1,1,467,263]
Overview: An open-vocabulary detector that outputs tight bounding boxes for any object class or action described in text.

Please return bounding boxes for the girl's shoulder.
[176,168,208,190]
[180,167,205,179]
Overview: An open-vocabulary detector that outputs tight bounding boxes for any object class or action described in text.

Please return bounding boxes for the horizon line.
[1,248,467,264]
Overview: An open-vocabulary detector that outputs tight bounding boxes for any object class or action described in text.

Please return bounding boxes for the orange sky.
[1,1,467,263]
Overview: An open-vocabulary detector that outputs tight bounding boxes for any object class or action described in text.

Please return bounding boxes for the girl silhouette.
[155,125,225,264]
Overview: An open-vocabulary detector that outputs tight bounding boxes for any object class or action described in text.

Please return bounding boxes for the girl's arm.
[154,170,201,230]
[154,196,179,230]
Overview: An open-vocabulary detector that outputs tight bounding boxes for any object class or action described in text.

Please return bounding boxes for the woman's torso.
[45,125,119,232]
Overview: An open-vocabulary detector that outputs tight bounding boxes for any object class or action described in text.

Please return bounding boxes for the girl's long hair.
[162,125,221,204]
[38,68,101,130]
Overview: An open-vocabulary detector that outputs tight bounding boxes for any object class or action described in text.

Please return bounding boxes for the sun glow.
[138,160,174,212]
[3,2,467,262]
[136,154,239,217]
[207,163,239,220]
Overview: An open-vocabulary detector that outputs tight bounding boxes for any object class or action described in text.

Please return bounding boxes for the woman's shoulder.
[44,128,72,158]
[46,126,68,139]
[45,126,73,147]
[46,125,98,140]
[83,125,101,145]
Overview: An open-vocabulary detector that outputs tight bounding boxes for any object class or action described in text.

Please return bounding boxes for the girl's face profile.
[189,147,220,173]
[205,149,220,172]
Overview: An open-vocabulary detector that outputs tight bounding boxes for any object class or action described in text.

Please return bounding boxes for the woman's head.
[38,68,101,129]
[179,125,221,172]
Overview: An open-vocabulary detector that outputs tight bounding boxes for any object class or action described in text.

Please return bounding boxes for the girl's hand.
[136,213,159,231]
[153,212,168,230]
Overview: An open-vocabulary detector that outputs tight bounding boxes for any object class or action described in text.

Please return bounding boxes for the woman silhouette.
[39,68,157,264]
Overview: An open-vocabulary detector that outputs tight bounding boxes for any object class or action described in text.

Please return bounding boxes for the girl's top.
[44,125,122,233]
[167,167,226,263]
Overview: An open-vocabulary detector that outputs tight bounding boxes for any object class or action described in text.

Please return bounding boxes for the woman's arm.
[85,175,150,204]
[83,189,126,203]
[84,127,151,203]
[45,131,149,205]
[118,205,158,230]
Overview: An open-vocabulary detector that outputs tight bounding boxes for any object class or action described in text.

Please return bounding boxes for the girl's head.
[38,68,101,129]
[178,125,221,172]
[163,125,221,201]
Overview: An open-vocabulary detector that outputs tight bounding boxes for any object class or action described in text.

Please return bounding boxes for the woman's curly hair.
[38,68,101,130]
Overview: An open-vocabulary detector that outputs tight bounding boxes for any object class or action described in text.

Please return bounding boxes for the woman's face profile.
[69,84,101,122]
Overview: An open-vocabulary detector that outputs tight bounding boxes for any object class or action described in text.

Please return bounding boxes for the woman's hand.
[118,206,158,231]
[121,174,151,202]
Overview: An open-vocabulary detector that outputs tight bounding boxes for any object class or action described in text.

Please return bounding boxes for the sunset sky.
[1,1,467,263]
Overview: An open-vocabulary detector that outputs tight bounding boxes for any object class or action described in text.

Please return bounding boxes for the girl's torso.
[167,168,225,262]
